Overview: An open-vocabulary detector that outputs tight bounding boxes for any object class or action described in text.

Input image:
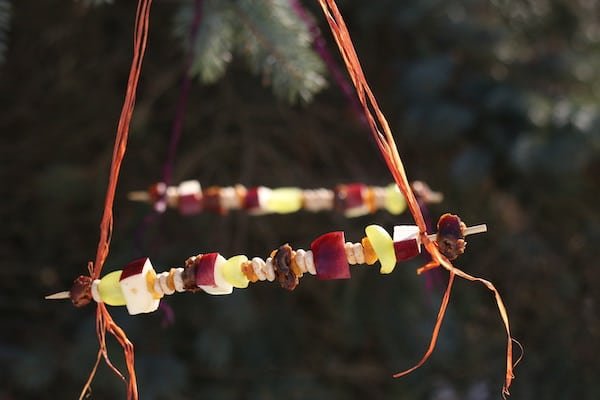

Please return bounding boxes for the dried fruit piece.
[145,269,163,299]
[361,237,378,265]
[436,213,466,260]
[290,253,303,277]
[70,275,94,307]
[148,182,167,203]
[183,256,201,292]
[203,186,223,214]
[241,261,259,283]
[272,244,299,290]
[167,268,177,291]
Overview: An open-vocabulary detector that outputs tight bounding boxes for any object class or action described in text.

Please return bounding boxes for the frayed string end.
[392,269,455,378]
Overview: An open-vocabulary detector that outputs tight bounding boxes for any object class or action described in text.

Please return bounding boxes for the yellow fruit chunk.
[265,187,303,214]
[384,184,407,215]
[221,255,250,288]
[98,270,126,306]
[365,225,396,274]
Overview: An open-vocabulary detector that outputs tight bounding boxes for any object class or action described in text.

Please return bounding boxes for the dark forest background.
[1,0,599,399]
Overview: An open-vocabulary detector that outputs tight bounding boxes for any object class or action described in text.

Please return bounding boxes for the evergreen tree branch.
[233,0,327,103]
[176,0,327,104]
[175,0,236,83]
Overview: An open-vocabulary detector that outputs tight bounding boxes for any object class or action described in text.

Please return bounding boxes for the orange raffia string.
[80,1,153,399]
[315,0,518,396]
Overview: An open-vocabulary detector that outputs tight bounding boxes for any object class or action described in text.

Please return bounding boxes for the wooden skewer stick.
[44,224,486,301]
[424,191,444,204]
[127,191,151,202]
[411,180,444,204]
[127,183,446,205]
[464,224,488,236]
[45,291,71,300]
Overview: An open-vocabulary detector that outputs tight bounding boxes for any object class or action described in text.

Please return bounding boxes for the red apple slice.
[335,183,370,217]
[196,253,232,295]
[393,239,420,261]
[392,225,421,261]
[178,193,202,215]
[310,231,351,280]
[243,186,271,215]
[120,257,149,281]
[177,180,203,215]
[195,253,218,286]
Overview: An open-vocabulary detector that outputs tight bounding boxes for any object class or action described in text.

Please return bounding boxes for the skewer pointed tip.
[127,191,151,202]
[464,224,487,236]
[45,291,71,300]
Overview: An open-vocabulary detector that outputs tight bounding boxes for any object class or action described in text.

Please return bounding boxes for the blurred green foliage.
[175,0,327,103]
[1,0,598,399]
[0,0,9,63]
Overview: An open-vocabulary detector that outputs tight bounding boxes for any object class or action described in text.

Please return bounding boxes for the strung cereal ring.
[128,181,443,218]
[52,214,486,316]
